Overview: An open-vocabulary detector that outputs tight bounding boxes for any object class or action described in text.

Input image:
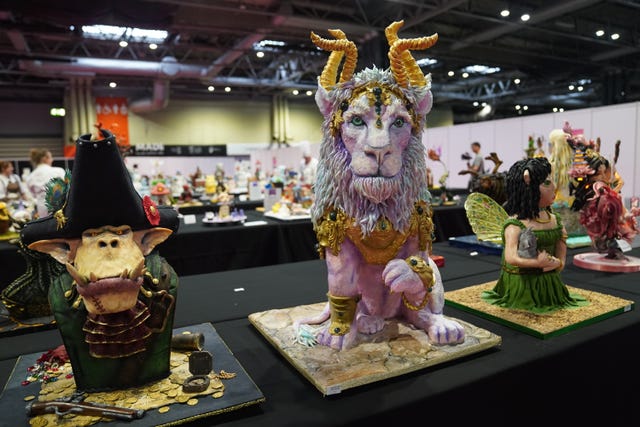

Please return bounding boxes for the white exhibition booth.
[423,100,639,200]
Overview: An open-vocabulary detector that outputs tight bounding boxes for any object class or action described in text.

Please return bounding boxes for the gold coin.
[125,396,138,404]
[186,398,198,406]
[176,394,190,403]
[23,395,36,401]
[210,378,224,389]
[218,370,237,379]
[158,406,171,414]
[158,382,172,392]
[166,389,178,398]
[149,392,164,400]
[212,391,224,399]
[29,417,48,427]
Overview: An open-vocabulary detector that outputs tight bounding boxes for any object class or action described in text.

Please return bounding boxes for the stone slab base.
[249,302,502,396]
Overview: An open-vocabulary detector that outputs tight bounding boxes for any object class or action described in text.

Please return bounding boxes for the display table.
[1,206,472,288]
[1,243,638,425]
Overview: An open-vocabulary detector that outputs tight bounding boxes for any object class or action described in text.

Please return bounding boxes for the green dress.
[481,214,589,314]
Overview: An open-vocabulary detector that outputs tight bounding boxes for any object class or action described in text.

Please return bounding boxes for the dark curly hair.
[503,157,552,220]
[570,151,610,212]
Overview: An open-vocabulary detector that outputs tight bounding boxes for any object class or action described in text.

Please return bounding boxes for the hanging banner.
[95,97,130,152]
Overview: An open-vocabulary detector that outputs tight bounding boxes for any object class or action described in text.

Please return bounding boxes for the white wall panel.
[447,124,472,189]
[493,116,523,172]
[591,103,638,198]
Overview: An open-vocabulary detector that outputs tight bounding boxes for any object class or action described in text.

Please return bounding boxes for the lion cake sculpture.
[295,21,465,350]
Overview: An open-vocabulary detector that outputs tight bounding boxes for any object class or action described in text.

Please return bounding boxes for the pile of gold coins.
[25,348,236,426]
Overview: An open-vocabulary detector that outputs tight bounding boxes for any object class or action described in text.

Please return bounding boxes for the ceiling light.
[595,29,605,37]
[119,40,128,48]
[292,89,299,95]
[610,33,620,40]
[523,105,528,111]
[514,78,521,84]
[462,72,469,78]
[224,87,231,92]
[256,51,265,58]
[447,71,454,77]
[577,86,584,91]
[478,104,492,117]
[207,86,215,92]
[50,107,65,117]
[520,14,530,22]
[82,25,168,43]
[568,84,575,90]
[553,107,558,112]
[500,9,510,17]
[257,40,285,47]
[515,105,521,110]
[473,101,479,107]
[149,43,158,50]
[462,64,501,74]
[559,108,565,112]
[109,82,117,88]
[306,90,313,96]
[416,58,437,67]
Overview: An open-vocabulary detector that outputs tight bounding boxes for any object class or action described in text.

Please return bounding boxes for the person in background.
[299,144,318,186]
[460,141,486,192]
[26,148,65,219]
[468,141,485,176]
[0,160,29,202]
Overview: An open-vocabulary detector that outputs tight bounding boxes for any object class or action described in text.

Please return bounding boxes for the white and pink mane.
[311,67,431,235]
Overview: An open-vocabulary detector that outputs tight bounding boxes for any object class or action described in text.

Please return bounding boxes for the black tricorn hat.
[21,129,179,245]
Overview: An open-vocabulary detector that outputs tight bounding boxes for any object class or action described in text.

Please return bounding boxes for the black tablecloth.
[1,243,638,425]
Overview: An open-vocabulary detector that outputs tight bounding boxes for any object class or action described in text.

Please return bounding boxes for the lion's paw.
[426,317,465,345]
[356,314,384,335]
[316,326,358,350]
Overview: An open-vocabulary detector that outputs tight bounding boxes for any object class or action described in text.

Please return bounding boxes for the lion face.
[341,91,413,180]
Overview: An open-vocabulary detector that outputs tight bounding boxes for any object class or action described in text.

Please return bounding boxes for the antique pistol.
[26,393,145,421]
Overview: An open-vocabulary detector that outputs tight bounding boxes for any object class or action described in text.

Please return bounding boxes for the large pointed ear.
[315,83,335,118]
[133,227,174,256]
[415,89,433,117]
[28,238,81,265]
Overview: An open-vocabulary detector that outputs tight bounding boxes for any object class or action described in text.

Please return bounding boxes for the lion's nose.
[364,142,391,166]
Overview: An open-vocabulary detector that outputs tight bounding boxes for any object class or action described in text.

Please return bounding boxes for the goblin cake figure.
[296,21,465,350]
[20,128,179,391]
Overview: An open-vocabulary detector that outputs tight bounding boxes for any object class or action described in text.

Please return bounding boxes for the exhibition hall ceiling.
[1,0,639,123]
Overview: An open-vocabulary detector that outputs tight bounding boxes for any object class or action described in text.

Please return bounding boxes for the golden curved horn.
[310,29,358,90]
[386,20,438,88]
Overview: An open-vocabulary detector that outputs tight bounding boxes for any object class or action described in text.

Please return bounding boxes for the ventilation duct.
[130,79,170,113]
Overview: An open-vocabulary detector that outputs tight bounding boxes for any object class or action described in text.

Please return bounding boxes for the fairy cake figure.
[466,157,588,313]
[570,146,640,265]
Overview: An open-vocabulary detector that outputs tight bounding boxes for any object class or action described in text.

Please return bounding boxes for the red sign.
[95,97,130,150]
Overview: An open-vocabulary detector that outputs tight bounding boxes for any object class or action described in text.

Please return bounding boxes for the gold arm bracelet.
[402,256,435,311]
[327,293,360,336]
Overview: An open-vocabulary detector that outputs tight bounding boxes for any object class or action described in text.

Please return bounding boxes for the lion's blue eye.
[350,116,364,126]
[393,117,405,127]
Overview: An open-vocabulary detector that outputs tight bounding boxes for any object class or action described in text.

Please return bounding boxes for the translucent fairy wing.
[464,192,509,243]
